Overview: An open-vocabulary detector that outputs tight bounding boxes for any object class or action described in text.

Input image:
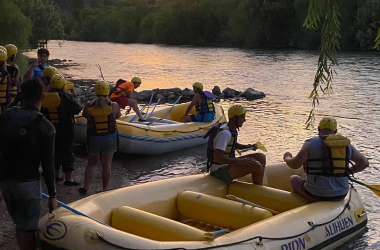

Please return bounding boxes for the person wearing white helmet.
[283,116,369,202]
[205,104,266,185]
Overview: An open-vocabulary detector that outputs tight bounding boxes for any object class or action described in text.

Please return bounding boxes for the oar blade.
[256,141,267,152]
[368,185,380,197]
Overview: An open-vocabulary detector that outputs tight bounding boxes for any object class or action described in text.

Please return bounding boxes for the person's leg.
[100,153,114,190]
[127,99,145,120]
[289,175,318,202]
[228,154,266,185]
[182,115,192,122]
[54,131,63,181]
[248,153,266,184]
[17,229,37,250]
[61,129,78,185]
[81,154,99,192]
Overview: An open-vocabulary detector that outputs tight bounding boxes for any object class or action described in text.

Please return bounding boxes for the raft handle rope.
[95,188,355,250]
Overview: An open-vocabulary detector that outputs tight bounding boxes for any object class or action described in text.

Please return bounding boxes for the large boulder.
[74,87,84,96]
[137,90,153,100]
[212,86,222,96]
[222,87,239,98]
[242,88,266,100]
[181,88,194,99]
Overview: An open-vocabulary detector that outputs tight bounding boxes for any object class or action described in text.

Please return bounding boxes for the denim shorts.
[210,165,233,184]
[0,179,41,231]
[88,133,117,155]
[191,112,215,122]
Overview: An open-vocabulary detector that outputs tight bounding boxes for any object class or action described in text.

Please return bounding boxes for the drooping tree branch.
[304,0,341,129]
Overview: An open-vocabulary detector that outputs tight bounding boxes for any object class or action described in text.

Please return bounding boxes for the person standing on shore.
[0,47,11,114]
[79,81,121,195]
[23,48,50,80]
[4,44,20,104]
[109,77,146,121]
[41,74,83,186]
[0,78,57,250]
[182,82,215,122]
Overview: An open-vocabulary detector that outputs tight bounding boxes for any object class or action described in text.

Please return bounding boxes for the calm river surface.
[27,41,380,249]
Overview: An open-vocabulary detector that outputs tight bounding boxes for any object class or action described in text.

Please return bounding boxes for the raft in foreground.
[39,163,367,250]
[74,102,227,155]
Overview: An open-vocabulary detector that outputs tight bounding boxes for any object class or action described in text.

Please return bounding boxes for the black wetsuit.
[0,106,56,197]
[41,91,82,174]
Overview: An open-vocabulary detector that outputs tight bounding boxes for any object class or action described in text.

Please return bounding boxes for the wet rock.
[181,88,194,99]
[74,87,84,96]
[137,90,153,100]
[222,87,239,98]
[212,86,221,96]
[242,88,266,100]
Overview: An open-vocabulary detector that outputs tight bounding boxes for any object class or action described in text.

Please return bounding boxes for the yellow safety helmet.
[319,116,337,131]
[0,46,6,52]
[131,77,141,84]
[0,49,7,62]
[50,74,66,89]
[4,44,18,58]
[228,104,246,119]
[193,82,203,91]
[43,66,58,78]
[94,81,110,96]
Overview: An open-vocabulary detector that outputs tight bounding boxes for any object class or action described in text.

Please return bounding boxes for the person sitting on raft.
[283,116,369,202]
[181,82,215,122]
[205,104,266,185]
[109,77,146,121]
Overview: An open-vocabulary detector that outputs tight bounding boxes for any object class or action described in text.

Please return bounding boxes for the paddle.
[148,96,182,125]
[236,141,268,155]
[146,98,162,119]
[349,178,380,197]
[42,193,111,227]
[143,94,154,119]
[226,195,280,215]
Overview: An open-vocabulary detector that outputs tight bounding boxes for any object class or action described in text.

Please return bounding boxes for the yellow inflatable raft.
[39,163,367,250]
[74,102,227,154]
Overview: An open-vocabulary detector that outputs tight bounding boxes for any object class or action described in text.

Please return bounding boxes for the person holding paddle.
[109,76,146,121]
[205,104,266,185]
[182,82,215,122]
[283,116,369,202]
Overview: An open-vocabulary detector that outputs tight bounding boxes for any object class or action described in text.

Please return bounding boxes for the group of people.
[0,45,370,250]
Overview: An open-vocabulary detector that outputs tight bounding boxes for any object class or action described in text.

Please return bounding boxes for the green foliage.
[375,27,380,50]
[0,0,32,49]
[13,0,64,48]
[304,0,341,129]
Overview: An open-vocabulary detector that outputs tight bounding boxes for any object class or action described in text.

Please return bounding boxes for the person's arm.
[23,59,38,80]
[40,125,58,211]
[112,102,121,119]
[283,142,310,169]
[183,94,200,117]
[82,102,89,119]
[236,142,258,150]
[349,145,369,173]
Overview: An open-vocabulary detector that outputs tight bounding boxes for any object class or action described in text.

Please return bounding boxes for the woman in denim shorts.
[79,81,121,195]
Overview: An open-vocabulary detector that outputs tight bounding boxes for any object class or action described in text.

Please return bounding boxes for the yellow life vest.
[0,76,9,104]
[87,105,116,135]
[306,134,351,177]
[41,92,61,124]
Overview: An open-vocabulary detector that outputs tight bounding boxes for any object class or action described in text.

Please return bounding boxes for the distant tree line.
[0,0,379,51]
[57,0,379,50]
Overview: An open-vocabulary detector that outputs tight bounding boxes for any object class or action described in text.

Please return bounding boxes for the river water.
[26,41,380,249]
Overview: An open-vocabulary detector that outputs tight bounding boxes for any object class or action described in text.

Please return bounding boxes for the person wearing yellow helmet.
[79,81,121,195]
[109,77,146,121]
[4,44,20,103]
[182,82,216,122]
[23,48,50,80]
[41,74,83,186]
[283,116,369,202]
[205,104,266,185]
